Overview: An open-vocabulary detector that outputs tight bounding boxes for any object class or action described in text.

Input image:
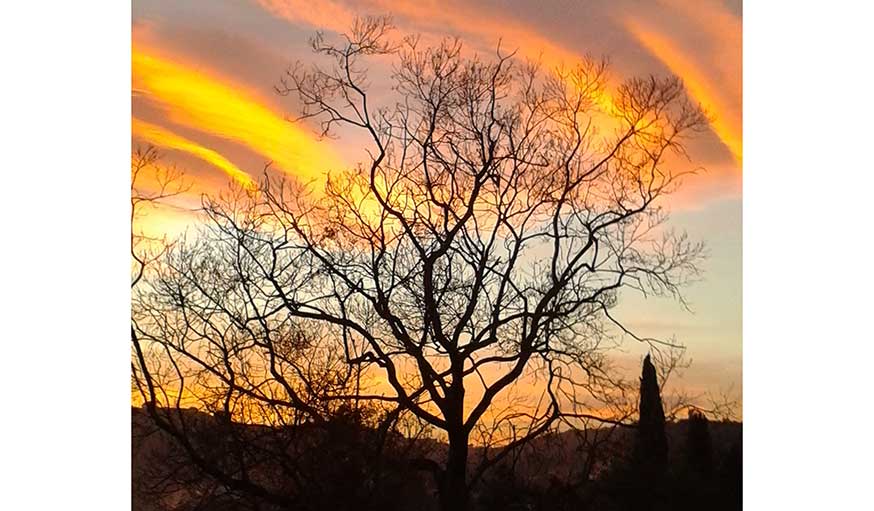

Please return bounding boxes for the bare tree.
[133,17,708,511]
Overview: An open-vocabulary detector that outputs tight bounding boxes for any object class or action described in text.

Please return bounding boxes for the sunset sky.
[131,0,742,410]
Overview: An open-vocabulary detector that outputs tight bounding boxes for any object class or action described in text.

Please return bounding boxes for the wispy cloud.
[624,17,742,166]
[132,117,256,189]
[254,0,355,33]
[132,45,344,187]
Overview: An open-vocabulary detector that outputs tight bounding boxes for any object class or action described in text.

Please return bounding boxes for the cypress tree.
[634,354,668,473]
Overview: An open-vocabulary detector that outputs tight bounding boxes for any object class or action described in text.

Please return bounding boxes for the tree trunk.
[441,427,469,511]
[440,372,469,511]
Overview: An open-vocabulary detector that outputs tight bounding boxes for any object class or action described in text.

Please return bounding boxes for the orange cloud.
[254,0,355,33]
[133,117,256,190]
[132,46,344,187]
[258,0,742,172]
[625,19,742,166]
[256,0,618,114]
[657,0,742,64]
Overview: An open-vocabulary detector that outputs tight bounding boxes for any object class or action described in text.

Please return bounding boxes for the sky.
[132,0,742,413]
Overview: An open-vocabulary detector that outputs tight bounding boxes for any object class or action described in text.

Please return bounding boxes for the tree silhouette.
[634,354,668,474]
[132,17,708,510]
[686,408,714,477]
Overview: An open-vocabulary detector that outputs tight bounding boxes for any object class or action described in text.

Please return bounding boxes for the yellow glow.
[625,19,742,166]
[133,117,257,190]
[133,200,201,243]
[132,46,343,187]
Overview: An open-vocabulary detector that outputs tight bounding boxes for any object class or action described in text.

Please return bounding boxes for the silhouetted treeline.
[133,407,740,511]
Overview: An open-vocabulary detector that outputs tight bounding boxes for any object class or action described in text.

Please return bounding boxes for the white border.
[1,2,131,510]
[745,1,874,508]
[3,1,874,509]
